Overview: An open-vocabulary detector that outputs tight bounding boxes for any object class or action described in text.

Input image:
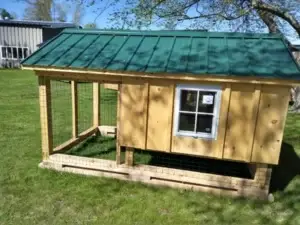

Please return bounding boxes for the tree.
[23,0,53,21]
[53,2,68,22]
[106,0,300,36]
[72,0,85,25]
[0,8,15,20]
[84,22,97,28]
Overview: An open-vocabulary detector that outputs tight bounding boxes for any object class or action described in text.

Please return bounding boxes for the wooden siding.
[251,85,290,164]
[146,82,174,152]
[119,80,148,149]
[115,79,290,165]
[223,84,260,162]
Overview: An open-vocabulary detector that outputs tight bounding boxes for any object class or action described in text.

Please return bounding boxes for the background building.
[0,20,79,68]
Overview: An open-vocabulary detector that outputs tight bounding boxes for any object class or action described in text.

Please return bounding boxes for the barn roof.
[0,20,79,29]
[21,28,300,80]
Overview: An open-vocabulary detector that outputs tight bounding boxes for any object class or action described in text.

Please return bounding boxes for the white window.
[0,46,29,60]
[173,84,222,139]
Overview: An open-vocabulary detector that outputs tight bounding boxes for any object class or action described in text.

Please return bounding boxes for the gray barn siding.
[0,26,43,67]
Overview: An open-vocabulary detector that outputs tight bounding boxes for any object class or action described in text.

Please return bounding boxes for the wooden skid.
[40,154,271,200]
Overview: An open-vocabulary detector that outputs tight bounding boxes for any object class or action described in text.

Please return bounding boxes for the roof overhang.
[22,66,300,86]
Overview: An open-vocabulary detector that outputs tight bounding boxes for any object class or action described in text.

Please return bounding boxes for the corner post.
[71,81,78,138]
[116,84,122,165]
[93,82,100,128]
[38,76,53,160]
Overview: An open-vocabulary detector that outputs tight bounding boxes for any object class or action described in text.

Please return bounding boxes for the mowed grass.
[1,69,300,225]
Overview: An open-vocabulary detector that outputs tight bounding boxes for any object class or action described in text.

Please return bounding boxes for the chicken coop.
[21,29,300,200]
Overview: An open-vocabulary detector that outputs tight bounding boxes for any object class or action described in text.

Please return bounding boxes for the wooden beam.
[125,147,134,166]
[71,81,78,138]
[116,84,121,165]
[41,154,270,200]
[93,82,100,127]
[53,127,98,153]
[38,76,53,160]
[26,66,299,86]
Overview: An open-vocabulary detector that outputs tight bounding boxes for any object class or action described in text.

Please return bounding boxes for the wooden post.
[254,164,272,189]
[116,84,121,165]
[71,81,78,138]
[93,82,100,128]
[125,147,134,166]
[38,76,53,160]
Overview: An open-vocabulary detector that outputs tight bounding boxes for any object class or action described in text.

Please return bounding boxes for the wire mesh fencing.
[50,80,251,179]
[100,83,117,126]
[50,80,72,147]
[78,82,93,133]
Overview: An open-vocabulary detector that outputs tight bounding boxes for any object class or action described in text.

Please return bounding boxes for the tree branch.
[178,10,250,21]
[252,0,300,36]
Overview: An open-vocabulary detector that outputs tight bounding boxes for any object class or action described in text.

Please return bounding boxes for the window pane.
[196,114,213,134]
[1,47,6,58]
[179,113,195,132]
[12,47,17,58]
[18,48,23,59]
[24,48,28,58]
[7,47,12,58]
[180,90,197,111]
[198,91,216,113]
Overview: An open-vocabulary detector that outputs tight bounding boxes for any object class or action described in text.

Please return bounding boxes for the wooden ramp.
[40,154,272,200]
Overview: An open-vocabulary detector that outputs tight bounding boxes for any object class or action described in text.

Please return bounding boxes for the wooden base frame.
[40,153,272,200]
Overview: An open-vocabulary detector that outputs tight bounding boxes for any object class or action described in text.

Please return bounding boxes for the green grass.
[1,69,300,225]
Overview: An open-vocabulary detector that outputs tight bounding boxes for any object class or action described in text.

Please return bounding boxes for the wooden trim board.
[29,67,299,86]
[40,154,271,200]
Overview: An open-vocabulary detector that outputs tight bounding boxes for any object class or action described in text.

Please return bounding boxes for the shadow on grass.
[65,136,116,158]
[134,149,252,179]
[270,142,300,193]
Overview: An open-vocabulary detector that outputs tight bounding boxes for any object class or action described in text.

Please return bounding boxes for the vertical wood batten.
[93,82,100,128]
[71,81,78,138]
[38,76,53,160]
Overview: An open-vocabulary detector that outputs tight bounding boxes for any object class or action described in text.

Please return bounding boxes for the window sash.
[174,84,221,139]
[0,46,29,60]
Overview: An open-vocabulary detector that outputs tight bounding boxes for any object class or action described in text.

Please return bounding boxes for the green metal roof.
[21,28,300,80]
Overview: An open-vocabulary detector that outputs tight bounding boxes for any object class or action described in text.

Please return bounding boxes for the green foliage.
[23,0,53,21]
[0,8,15,20]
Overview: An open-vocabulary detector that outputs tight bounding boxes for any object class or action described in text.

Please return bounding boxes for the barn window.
[173,85,222,139]
[0,46,29,60]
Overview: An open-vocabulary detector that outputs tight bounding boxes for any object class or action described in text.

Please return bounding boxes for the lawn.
[1,69,300,225]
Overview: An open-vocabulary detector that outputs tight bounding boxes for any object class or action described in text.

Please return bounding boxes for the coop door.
[146,83,174,152]
[223,84,260,162]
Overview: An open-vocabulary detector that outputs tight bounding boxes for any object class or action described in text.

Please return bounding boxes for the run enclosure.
[21,29,300,200]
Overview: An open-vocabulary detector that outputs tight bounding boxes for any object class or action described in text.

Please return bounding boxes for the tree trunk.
[252,0,300,36]
[257,10,281,34]
[291,87,300,112]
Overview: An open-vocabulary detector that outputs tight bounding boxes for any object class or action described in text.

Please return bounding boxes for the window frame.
[0,46,29,60]
[173,84,222,140]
